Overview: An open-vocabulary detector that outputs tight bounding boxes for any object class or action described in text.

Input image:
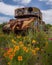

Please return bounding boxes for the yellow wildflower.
[23,37,26,40]
[18,41,24,47]
[19,41,23,45]
[45,41,48,47]
[32,40,36,44]
[46,35,48,38]
[0,34,4,36]
[1,48,3,50]
[13,49,16,53]
[32,50,36,55]
[8,62,10,65]
[17,35,21,38]
[20,44,24,47]
[28,44,31,46]
[18,56,23,61]
[12,39,16,44]
[35,47,40,51]
[26,49,29,53]
[23,46,27,51]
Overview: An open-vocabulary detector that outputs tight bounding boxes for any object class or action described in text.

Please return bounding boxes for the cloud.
[13,0,31,5]
[0,2,24,23]
[0,1,52,24]
[0,2,24,16]
[41,9,52,24]
[39,0,52,5]
[39,0,47,1]
[46,0,52,5]
[0,0,3,2]
[0,16,11,24]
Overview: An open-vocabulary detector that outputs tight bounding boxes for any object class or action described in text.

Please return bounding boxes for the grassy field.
[0,24,52,65]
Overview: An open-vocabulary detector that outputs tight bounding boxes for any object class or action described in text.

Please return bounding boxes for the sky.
[0,0,52,24]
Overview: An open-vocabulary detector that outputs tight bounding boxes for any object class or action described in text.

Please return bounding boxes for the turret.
[15,7,42,20]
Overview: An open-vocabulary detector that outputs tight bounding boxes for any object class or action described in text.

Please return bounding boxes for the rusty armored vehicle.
[2,7,43,34]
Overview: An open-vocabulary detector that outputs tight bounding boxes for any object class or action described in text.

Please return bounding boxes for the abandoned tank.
[2,7,43,34]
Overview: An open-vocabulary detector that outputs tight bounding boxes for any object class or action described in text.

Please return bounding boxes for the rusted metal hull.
[2,7,44,34]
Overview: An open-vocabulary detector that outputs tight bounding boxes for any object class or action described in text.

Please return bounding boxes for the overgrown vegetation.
[0,23,52,65]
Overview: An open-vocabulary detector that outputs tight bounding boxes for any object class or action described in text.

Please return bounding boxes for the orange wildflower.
[12,52,15,56]
[3,53,7,57]
[9,54,14,60]
[14,46,19,50]
[6,48,13,56]
[23,46,28,52]
[18,56,23,61]
[7,48,13,53]
[7,52,11,55]
[14,46,19,52]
